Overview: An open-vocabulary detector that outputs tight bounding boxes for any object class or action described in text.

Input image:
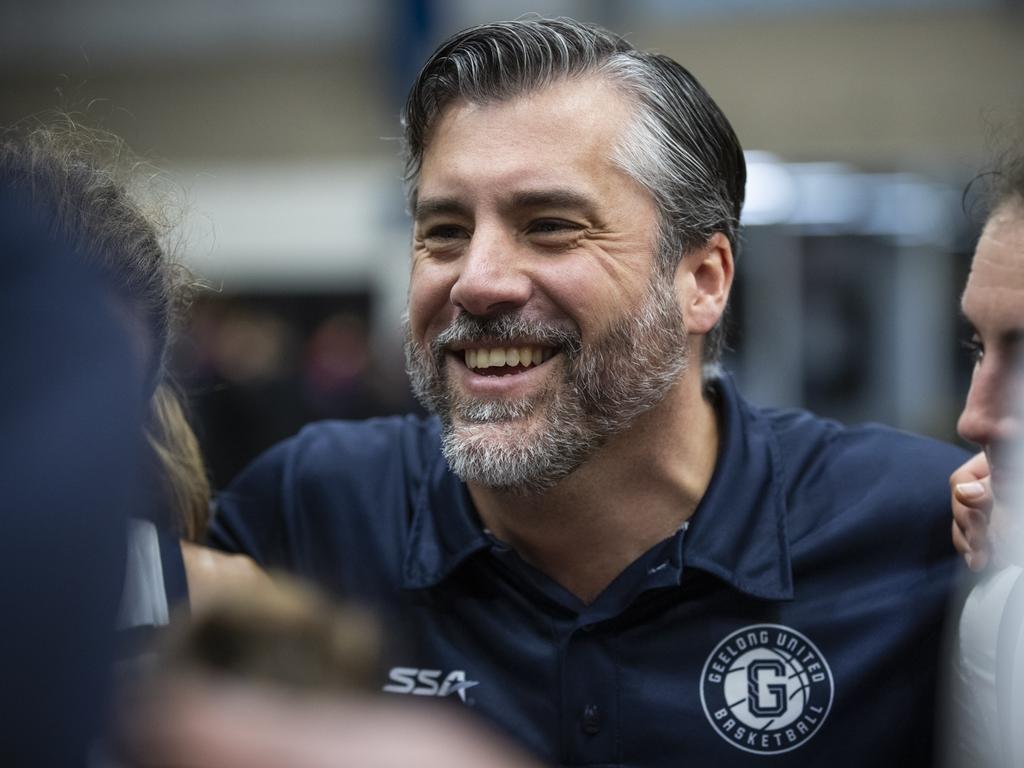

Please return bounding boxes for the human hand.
[181,541,276,612]
[951,452,994,571]
[118,677,543,768]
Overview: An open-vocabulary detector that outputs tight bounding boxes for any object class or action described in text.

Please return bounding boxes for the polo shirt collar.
[401,436,491,589]
[402,375,794,601]
[682,374,794,600]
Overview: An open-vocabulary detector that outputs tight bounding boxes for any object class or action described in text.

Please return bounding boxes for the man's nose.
[449,229,531,316]
[957,361,1022,449]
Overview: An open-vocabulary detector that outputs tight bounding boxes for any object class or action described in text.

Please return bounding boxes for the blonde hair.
[145,383,211,542]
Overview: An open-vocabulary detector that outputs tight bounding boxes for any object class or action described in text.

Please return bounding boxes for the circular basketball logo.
[700,624,833,755]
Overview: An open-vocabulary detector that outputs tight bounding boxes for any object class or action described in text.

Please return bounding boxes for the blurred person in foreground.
[210,18,968,765]
[115,576,540,768]
[0,125,143,768]
[945,150,1024,767]
[0,120,270,627]
[0,119,271,764]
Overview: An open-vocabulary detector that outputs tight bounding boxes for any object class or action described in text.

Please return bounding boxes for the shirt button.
[581,704,601,735]
[581,623,595,633]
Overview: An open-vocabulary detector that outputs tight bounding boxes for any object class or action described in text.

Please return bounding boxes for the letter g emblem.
[747,659,787,717]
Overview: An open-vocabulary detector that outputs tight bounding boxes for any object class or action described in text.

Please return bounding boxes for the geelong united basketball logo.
[700,624,833,755]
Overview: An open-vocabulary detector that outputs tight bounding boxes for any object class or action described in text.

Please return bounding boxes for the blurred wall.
[1,0,1021,468]
[3,3,1020,166]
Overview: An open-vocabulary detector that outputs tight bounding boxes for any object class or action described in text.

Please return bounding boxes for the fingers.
[952,516,989,571]
[950,453,994,571]
[949,451,990,487]
[953,476,992,508]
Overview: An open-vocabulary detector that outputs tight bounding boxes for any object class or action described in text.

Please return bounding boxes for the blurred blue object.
[0,181,145,766]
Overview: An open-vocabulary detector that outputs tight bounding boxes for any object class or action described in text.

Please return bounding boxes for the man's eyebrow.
[507,189,598,213]
[958,315,1024,348]
[414,190,599,221]
[1003,328,1024,347]
[414,197,471,221]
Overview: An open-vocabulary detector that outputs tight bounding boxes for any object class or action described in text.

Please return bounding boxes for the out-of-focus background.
[2,0,1021,489]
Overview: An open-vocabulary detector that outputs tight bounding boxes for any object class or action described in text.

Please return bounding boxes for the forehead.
[418,76,639,198]
[964,203,1024,295]
[962,201,1024,325]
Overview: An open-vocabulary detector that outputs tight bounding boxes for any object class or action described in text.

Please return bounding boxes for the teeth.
[464,345,554,370]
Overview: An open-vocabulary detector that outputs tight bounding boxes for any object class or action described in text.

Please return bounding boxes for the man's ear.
[675,232,734,335]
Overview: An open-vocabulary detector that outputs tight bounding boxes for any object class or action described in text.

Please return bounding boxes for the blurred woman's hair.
[147,383,211,541]
[0,115,210,540]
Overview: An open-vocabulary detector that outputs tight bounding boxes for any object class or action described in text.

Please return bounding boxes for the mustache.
[431,313,581,360]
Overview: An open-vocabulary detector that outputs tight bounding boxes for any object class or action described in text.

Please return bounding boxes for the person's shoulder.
[215,413,443,530]
[210,414,445,577]
[746,396,962,500]
[288,413,441,465]
[756,401,968,480]
[251,415,444,520]
[757,406,969,551]
[814,418,967,480]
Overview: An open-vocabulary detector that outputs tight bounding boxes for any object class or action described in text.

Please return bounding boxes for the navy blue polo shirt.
[210,375,967,766]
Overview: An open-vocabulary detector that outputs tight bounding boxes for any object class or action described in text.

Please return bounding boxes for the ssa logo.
[700,624,834,755]
[382,667,479,703]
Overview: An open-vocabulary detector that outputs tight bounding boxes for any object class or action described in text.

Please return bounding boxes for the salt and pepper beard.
[404,267,690,495]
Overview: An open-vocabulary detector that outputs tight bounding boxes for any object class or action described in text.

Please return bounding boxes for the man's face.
[404,76,691,493]
[958,200,1024,499]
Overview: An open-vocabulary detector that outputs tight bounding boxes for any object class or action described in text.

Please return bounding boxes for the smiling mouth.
[460,345,556,376]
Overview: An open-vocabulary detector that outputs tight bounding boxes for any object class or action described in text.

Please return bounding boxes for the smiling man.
[211,18,968,765]
[401,75,723,599]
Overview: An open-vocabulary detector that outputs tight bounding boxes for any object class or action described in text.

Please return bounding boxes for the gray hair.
[401,17,746,363]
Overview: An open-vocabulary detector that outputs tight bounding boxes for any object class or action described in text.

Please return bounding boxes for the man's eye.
[528,219,581,238]
[421,225,468,246]
[425,224,466,239]
[962,336,985,365]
